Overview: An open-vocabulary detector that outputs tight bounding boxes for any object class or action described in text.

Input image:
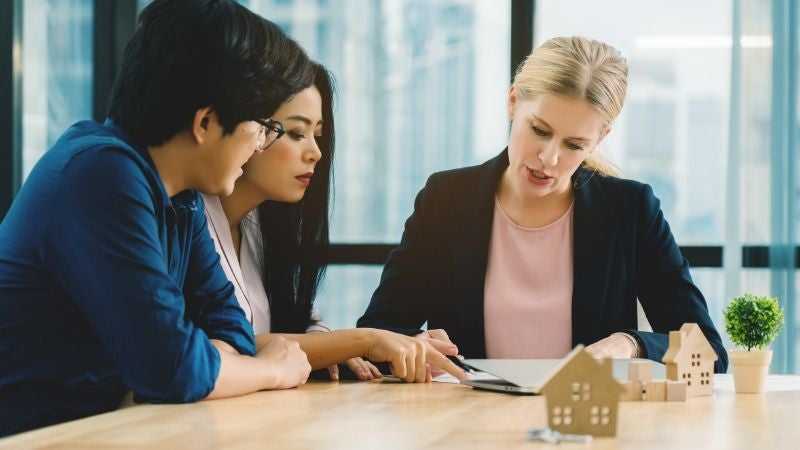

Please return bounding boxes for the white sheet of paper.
[433,371,504,384]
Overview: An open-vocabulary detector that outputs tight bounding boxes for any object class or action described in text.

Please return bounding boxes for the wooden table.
[2,374,799,449]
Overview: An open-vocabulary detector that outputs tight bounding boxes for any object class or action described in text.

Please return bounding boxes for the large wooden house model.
[540,345,625,437]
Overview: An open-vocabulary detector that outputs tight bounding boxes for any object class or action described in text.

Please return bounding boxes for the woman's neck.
[219,179,268,228]
[497,169,574,228]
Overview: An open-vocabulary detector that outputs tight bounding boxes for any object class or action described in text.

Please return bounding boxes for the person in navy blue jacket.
[0,0,318,437]
[358,37,728,374]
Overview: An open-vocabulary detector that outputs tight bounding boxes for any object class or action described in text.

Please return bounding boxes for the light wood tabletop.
[2,374,799,450]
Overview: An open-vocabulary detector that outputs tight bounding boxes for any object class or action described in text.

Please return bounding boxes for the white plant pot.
[729,349,772,394]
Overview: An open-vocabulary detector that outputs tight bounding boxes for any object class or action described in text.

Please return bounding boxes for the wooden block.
[620,380,642,401]
[644,380,666,402]
[628,361,652,384]
[665,363,680,381]
[666,380,688,402]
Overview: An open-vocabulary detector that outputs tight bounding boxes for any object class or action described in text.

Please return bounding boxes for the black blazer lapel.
[451,150,508,358]
[571,169,613,347]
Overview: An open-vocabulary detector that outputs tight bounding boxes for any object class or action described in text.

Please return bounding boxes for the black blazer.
[358,149,728,373]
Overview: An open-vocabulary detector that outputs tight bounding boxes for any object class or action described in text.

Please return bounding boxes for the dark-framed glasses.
[254,118,285,152]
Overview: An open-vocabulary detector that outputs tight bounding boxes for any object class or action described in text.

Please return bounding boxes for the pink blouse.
[483,199,574,358]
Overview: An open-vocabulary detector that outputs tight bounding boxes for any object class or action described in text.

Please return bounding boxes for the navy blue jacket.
[0,121,256,437]
[358,150,728,373]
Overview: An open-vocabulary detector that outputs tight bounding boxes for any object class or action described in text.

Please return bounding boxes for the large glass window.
[245,0,511,327]
[247,0,511,242]
[21,0,93,179]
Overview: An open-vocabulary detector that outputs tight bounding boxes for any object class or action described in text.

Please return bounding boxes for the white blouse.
[202,193,328,335]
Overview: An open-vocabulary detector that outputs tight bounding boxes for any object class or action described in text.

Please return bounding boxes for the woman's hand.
[304,330,382,381]
[415,329,459,377]
[585,333,640,359]
[364,329,466,383]
[329,357,382,381]
[415,329,459,356]
[325,357,382,381]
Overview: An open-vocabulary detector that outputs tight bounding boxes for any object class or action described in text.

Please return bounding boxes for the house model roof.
[662,323,719,364]
[540,345,625,394]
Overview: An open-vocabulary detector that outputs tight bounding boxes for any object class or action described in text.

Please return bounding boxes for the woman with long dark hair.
[202,63,465,382]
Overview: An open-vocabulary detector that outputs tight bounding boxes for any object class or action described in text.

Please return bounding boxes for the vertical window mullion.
[0,0,23,218]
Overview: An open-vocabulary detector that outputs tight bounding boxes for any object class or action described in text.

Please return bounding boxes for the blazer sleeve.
[357,175,445,335]
[628,184,729,373]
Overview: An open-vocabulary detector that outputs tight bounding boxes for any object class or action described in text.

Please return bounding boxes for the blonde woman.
[358,36,728,373]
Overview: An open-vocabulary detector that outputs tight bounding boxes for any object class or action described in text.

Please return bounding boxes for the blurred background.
[0,0,797,373]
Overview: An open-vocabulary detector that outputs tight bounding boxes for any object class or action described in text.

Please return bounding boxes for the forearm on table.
[256,329,373,370]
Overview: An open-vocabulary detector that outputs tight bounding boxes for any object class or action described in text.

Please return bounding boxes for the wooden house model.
[540,345,625,437]
[661,323,718,397]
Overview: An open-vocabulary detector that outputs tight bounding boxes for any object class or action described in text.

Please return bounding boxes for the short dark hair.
[259,62,335,333]
[108,0,315,147]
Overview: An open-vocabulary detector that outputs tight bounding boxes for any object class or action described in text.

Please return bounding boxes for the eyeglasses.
[254,118,285,152]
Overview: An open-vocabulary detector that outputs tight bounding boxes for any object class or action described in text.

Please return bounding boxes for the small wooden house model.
[661,323,718,397]
[540,345,625,437]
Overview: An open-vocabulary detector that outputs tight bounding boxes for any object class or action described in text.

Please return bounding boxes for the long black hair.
[109,0,314,147]
[258,63,336,333]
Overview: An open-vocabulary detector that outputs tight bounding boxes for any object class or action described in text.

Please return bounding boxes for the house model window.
[551,406,573,426]
[590,406,611,426]
[571,382,591,401]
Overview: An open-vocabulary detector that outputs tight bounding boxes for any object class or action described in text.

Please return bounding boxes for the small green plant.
[724,294,784,351]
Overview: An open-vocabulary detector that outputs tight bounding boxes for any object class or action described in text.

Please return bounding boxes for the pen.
[447,355,480,373]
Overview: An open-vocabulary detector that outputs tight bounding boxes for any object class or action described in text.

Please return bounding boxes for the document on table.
[433,371,503,384]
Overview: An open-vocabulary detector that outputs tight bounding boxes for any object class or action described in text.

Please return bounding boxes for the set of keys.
[528,428,593,444]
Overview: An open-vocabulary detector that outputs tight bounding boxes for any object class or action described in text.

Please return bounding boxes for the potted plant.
[723,293,784,393]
